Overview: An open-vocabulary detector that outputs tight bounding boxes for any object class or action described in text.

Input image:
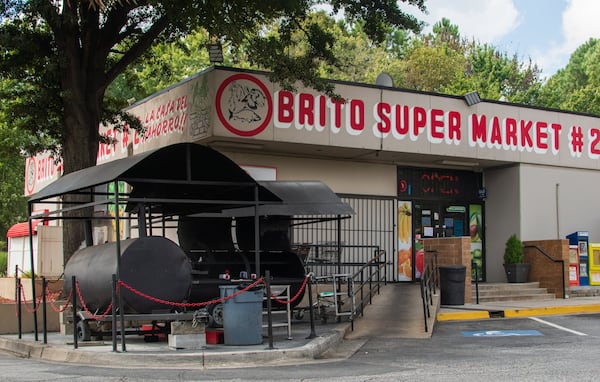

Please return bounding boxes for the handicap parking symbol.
[462,330,543,337]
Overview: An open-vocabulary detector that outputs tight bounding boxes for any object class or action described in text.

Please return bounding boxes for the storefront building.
[23,66,600,283]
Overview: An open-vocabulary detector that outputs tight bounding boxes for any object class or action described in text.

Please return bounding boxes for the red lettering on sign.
[589,128,600,158]
[469,114,487,147]
[348,99,364,133]
[505,118,518,148]
[520,120,533,150]
[430,109,444,141]
[551,123,562,153]
[376,102,391,134]
[299,93,314,126]
[536,121,548,151]
[411,106,427,140]
[277,91,294,126]
[448,111,461,143]
[490,116,502,147]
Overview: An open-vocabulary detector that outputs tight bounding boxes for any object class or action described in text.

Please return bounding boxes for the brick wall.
[423,237,472,304]
[523,239,568,298]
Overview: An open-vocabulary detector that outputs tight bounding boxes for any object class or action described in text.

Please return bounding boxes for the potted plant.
[503,234,529,283]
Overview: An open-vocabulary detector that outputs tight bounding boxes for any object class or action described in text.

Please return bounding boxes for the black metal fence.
[292,195,397,280]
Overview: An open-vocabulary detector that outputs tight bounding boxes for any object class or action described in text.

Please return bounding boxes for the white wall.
[7,236,36,277]
[222,151,397,196]
[520,164,600,242]
[483,165,520,282]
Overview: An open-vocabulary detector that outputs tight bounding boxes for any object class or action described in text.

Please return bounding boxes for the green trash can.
[439,265,466,305]
[219,285,264,345]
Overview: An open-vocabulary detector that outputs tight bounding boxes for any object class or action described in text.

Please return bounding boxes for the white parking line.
[529,317,587,336]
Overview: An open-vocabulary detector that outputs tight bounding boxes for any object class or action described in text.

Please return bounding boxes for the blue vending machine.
[567,231,589,286]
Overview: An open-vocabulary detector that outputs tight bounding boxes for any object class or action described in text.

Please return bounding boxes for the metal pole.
[42,277,47,344]
[555,183,560,239]
[337,216,342,275]
[305,275,317,339]
[471,262,479,304]
[265,270,274,350]
[114,181,126,352]
[111,274,117,352]
[254,185,260,277]
[27,214,38,341]
[72,276,77,349]
[16,273,22,339]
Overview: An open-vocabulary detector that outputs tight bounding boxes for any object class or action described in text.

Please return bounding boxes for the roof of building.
[6,220,42,238]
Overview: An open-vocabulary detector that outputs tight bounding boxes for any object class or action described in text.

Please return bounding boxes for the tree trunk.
[60,68,102,265]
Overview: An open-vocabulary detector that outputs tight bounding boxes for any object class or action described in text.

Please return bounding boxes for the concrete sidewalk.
[0,321,348,369]
[437,295,600,321]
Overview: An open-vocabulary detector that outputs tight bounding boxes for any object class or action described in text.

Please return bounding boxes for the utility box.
[567,231,589,286]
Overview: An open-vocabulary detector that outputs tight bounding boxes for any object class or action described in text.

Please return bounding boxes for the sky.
[399,0,600,78]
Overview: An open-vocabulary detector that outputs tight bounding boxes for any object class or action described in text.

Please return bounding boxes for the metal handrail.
[420,250,438,332]
[303,248,387,332]
[524,244,566,299]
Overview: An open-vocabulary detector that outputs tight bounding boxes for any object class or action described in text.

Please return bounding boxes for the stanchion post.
[16,274,22,339]
[42,277,47,344]
[111,274,117,352]
[471,261,479,305]
[265,270,274,350]
[306,275,317,339]
[72,276,78,349]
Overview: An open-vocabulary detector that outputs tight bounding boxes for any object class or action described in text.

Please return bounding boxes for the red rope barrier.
[117,277,265,308]
[75,281,113,320]
[18,283,41,314]
[46,284,71,313]
[269,275,310,305]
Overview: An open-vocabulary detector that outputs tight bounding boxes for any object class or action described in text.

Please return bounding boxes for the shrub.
[504,234,524,264]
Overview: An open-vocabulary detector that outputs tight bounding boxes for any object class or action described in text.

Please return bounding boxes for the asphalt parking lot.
[2,313,600,381]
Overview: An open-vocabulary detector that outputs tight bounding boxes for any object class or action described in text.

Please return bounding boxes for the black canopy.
[29,143,353,218]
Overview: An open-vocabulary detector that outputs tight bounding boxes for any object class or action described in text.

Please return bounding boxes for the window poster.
[469,204,483,281]
[398,201,413,281]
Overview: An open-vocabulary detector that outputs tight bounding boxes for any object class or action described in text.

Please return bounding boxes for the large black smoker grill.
[26,143,353,348]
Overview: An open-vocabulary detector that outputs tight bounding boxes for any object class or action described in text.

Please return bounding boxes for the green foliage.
[537,38,600,114]
[1,0,427,261]
[0,249,6,277]
[504,234,524,264]
[0,86,28,237]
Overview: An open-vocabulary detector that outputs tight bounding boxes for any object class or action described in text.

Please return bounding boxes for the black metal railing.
[420,250,438,332]
[302,248,387,332]
[351,249,387,323]
[524,244,566,299]
[300,243,385,279]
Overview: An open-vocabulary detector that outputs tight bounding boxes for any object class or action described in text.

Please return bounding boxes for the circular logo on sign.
[215,74,273,137]
[26,157,36,195]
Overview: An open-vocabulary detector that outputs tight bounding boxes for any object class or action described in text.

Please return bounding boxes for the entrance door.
[413,203,468,239]
[411,202,484,280]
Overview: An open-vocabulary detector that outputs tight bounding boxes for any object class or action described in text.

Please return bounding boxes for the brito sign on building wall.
[24,67,600,196]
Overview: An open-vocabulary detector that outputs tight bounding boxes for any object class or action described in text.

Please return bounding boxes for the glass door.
[413,203,468,239]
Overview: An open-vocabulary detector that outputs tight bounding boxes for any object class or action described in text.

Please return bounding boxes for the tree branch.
[104,15,169,85]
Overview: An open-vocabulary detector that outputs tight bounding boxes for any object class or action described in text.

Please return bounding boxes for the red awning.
[6,220,42,238]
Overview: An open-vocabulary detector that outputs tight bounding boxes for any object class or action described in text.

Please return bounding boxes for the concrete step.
[470,282,556,303]
[471,288,548,296]
[473,282,540,291]
[473,293,556,303]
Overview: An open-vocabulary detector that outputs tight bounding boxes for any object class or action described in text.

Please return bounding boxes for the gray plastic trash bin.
[439,265,466,305]
[219,285,264,345]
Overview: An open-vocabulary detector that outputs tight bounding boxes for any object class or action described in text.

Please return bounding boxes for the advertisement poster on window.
[469,204,483,281]
[398,201,415,281]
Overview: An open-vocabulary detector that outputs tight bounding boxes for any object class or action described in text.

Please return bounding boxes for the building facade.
[24,66,600,283]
